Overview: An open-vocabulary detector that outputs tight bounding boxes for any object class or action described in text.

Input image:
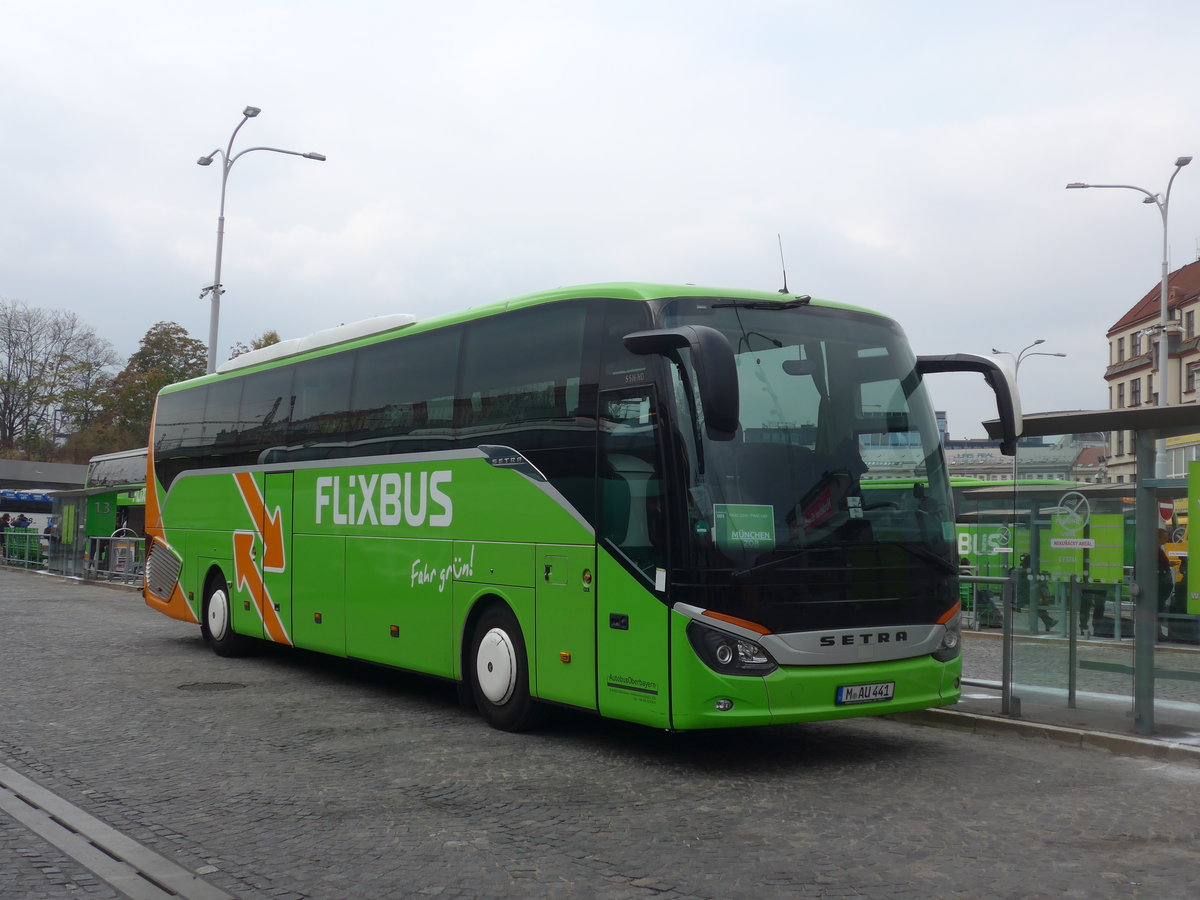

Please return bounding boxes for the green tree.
[74,322,207,454]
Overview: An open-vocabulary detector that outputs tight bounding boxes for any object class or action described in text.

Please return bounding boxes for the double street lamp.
[991,339,1066,472]
[990,339,1068,378]
[1066,156,1192,407]
[197,105,326,374]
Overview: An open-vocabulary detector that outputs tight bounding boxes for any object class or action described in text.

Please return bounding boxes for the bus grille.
[145,540,183,600]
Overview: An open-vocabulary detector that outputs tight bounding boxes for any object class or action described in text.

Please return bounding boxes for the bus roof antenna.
[777,234,790,294]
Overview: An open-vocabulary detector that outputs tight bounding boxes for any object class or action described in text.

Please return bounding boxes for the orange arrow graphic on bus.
[233,530,291,645]
[232,473,291,646]
[233,531,263,597]
[234,471,285,571]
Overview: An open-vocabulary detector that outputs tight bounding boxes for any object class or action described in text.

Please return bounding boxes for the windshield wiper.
[732,540,956,580]
[731,546,821,579]
[712,297,811,311]
[876,541,958,575]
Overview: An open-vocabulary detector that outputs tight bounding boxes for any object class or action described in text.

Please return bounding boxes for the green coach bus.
[143,282,1019,731]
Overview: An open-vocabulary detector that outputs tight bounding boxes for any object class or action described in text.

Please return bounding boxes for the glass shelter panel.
[963,437,1200,738]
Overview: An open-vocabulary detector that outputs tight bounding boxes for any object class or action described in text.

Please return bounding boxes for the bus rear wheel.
[202,577,251,658]
[469,605,541,732]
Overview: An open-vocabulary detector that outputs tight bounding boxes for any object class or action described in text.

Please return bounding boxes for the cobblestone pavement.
[3,569,1200,899]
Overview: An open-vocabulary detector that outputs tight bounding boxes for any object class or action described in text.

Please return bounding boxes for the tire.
[469,604,541,732]
[202,576,252,658]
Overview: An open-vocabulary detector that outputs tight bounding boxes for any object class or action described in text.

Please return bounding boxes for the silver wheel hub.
[476,627,517,705]
[207,589,229,640]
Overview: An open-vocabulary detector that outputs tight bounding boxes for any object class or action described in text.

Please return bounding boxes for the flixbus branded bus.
[143,283,1020,731]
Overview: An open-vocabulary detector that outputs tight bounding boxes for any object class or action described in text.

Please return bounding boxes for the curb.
[892,708,1200,768]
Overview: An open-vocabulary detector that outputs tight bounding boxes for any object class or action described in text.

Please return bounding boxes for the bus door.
[535,544,597,709]
[260,472,294,646]
[594,387,671,728]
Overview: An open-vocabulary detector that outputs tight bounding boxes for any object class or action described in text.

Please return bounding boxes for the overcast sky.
[4,0,1200,439]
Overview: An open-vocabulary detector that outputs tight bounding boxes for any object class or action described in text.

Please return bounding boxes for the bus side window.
[349,328,460,455]
[289,352,355,453]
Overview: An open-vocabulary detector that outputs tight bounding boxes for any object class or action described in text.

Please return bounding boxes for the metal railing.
[84,530,145,584]
[0,528,45,570]
[37,529,146,586]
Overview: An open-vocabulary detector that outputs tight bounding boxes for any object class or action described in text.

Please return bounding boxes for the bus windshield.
[659,298,953,581]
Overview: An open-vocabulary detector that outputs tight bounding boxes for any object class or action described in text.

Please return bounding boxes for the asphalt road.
[2,569,1198,899]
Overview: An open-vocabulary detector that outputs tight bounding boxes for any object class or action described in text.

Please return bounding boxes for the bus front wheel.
[469,605,541,732]
[202,578,251,658]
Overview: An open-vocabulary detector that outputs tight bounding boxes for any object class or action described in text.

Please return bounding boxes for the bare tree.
[0,299,119,453]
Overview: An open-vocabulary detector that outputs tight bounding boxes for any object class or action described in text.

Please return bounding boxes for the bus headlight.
[932,612,962,662]
[686,621,778,676]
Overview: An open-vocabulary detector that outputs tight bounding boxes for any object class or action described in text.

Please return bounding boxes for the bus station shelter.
[976,406,1200,737]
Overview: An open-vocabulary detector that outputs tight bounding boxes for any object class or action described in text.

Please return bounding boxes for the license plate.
[836,681,895,705]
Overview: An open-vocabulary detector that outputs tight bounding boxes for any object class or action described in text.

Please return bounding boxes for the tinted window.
[238,366,294,462]
[152,386,208,487]
[86,452,147,488]
[458,303,587,439]
[348,328,460,455]
[204,379,244,467]
[288,352,355,454]
[600,301,654,390]
[459,301,600,522]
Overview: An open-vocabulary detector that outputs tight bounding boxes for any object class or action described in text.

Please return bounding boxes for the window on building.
[1118,383,1125,408]
[1189,362,1200,393]
[1187,309,1195,340]
[1130,377,1142,406]
[1132,332,1142,356]
[1116,430,1124,456]
[1117,337,1125,362]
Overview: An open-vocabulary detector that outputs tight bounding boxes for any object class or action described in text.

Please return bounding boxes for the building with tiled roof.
[1105,258,1200,482]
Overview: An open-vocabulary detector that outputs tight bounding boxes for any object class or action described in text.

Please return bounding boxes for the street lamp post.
[991,339,1068,380]
[1066,156,1192,408]
[991,340,1066,689]
[197,106,326,374]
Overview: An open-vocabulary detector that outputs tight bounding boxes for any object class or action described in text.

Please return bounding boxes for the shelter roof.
[985,405,1200,441]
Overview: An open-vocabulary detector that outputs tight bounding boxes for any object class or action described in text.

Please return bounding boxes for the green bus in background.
[143,282,1019,731]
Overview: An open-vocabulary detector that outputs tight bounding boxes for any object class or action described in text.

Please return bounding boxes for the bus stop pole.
[1001,575,1018,717]
[1133,429,1158,735]
[1067,576,1079,709]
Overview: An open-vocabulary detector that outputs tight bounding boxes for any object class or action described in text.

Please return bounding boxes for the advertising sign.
[1045,491,1088,577]
[1088,514,1125,584]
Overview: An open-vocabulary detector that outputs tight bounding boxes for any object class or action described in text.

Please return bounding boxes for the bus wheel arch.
[201,567,251,658]
[464,597,542,732]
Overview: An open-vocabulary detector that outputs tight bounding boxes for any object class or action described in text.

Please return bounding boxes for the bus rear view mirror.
[624,326,739,441]
[915,353,1022,455]
[782,358,820,376]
